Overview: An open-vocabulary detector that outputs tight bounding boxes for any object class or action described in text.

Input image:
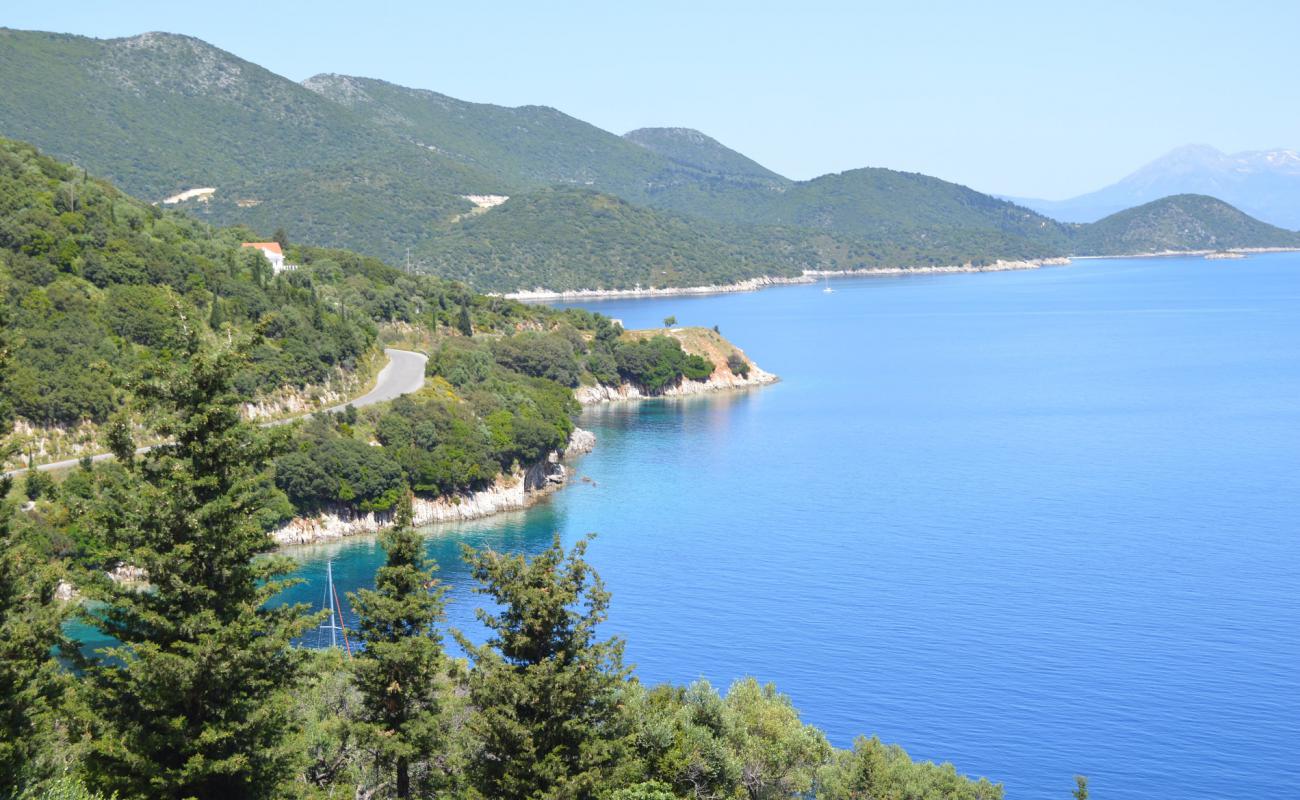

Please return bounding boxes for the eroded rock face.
[565,428,597,456]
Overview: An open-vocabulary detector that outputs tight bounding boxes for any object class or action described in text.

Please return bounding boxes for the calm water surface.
[280,255,1300,800]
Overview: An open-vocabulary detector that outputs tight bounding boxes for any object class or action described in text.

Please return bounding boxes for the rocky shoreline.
[574,365,779,404]
[1073,246,1300,260]
[503,258,1073,301]
[271,428,597,547]
[505,274,814,302]
[272,359,780,545]
[269,327,782,546]
[805,256,1072,278]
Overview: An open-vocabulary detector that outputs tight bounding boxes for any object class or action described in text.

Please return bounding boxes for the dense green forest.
[0,135,590,432]
[0,338,1007,800]
[415,188,824,292]
[623,127,789,183]
[301,74,689,197]
[4,28,1293,296]
[0,137,370,427]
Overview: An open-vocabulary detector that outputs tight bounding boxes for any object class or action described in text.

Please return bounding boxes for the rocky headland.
[271,428,596,546]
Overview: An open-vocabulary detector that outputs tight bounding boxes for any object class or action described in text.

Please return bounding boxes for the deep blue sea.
[278,254,1300,800]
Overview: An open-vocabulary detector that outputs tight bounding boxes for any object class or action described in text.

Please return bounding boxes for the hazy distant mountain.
[1011,144,1300,229]
[623,127,789,183]
[1073,194,1300,254]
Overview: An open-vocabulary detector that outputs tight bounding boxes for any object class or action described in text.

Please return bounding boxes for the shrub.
[726,351,750,377]
[24,468,55,502]
[490,332,582,387]
[615,336,715,392]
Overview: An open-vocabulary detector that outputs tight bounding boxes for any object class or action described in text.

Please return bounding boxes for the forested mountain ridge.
[624,126,791,183]
[301,73,680,195]
[2,27,1295,298]
[0,28,505,257]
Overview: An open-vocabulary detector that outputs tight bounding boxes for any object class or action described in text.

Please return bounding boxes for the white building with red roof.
[241,241,292,274]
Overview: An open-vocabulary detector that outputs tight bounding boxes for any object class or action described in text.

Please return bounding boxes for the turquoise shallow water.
[277,254,1300,800]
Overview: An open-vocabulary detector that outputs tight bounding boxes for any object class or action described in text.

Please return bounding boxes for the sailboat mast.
[326,560,337,649]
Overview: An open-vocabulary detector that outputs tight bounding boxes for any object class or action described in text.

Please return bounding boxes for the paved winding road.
[3,348,428,477]
[324,348,427,413]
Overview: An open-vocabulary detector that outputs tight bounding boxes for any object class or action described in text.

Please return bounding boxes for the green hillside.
[414,187,837,292]
[0,29,505,258]
[634,166,1071,258]
[1071,194,1300,254]
[302,73,674,194]
[624,126,790,182]
[0,135,567,435]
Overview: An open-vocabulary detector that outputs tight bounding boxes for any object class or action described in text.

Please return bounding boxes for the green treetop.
[456,534,629,800]
[348,493,449,799]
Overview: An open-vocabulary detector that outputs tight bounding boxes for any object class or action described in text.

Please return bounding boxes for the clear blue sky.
[5,0,1298,198]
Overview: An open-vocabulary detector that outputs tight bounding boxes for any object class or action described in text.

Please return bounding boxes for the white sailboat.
[822,274,834,293]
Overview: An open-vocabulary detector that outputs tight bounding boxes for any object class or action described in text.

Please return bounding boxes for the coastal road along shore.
[3,348,429,477]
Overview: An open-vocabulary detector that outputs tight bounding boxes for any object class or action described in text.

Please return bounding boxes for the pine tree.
[348,493,448,799]
[0,305,70,794]
[0,507,69,796]
[82,332,312,800]
[0,496,69,796]
[456,534,629,800]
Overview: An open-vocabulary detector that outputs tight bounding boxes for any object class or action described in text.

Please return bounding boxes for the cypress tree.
[208,296,225,330]
[456,304,474,337]
[456,534,629,800]
[82,332,311,800]
[348,493,448,799]
[0,302,11,432]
